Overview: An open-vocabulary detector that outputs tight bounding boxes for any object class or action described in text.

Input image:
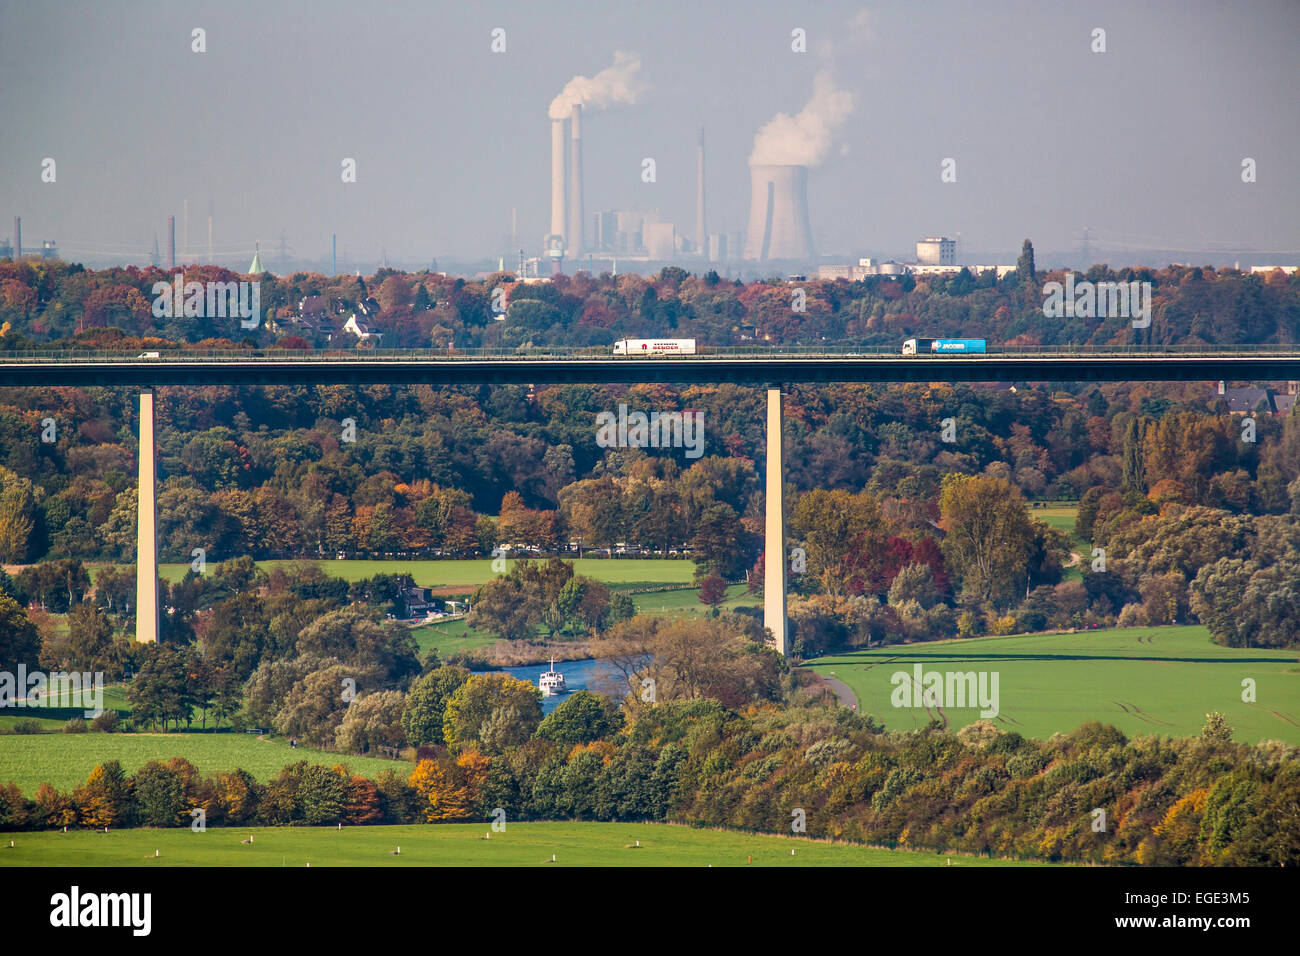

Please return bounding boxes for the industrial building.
[818,258,1015,281]
[540,106,729,271]
[916,236,957,266]
[818,258,908,280]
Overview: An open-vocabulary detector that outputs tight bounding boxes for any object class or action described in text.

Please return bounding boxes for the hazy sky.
[2,0,1297,271]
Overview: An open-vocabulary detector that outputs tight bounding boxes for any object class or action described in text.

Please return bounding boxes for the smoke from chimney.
[548,51,646,120]
[749,72,855,167]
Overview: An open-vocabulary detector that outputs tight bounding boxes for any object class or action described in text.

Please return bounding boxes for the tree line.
[2,257,1298,351]
[2,703,1294,867]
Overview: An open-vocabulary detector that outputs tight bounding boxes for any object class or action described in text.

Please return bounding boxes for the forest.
[0,259,1297,865]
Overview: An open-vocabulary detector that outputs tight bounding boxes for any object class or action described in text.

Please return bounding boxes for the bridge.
[2,345,1300,386]
[5,346,1297,655]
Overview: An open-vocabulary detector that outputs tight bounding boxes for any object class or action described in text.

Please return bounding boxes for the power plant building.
[642,222,676,261]
[916,236,956,266]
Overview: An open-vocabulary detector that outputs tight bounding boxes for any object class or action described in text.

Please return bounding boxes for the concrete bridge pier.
[764,387,788,655]
[135,389,159,643]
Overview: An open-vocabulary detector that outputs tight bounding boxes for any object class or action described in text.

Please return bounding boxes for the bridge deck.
[1,347,1299,386]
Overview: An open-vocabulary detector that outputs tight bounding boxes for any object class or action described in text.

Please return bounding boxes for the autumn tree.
[127,645,192,731]
[131,760,188,827]
[597,614,782,714]
[0,466,37,562]
[441,673,542,753]
[690,503,748,579]
[73,761,132,828]
[334,690,407,754]
[401,665,471,747]
[0,592,39,671]
[409,750,490,821]
[698,574,728,612]
[42,601,119,675]
[294,604,420,684]
[790,488,887,595]
[271,661,372,747]
[938,474,1035,609]
[559,476,625,553]
[535,690,624,746]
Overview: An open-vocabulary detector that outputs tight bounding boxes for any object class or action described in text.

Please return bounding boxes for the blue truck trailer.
[901,337,987,355]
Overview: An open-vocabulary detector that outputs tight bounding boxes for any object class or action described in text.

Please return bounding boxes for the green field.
[1033,505,1079,537]
[0,822,1052,867]
[150,557,699,589]
[807,625,1300,744]
[410,617,497,659]
[1033,505,1085,581]
[631,583,756,616]
[0,684,131,733]
[0,732,406,795]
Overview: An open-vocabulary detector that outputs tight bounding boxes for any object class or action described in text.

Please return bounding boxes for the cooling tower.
[567,105,584,256]
[742,164,815,261]
[550,118,568,248]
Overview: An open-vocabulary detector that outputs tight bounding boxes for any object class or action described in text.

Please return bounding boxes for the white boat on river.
[538,658,568,697]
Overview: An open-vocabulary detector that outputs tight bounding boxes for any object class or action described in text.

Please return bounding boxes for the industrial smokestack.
[13,217,19,259]
[167,216,175,270]
[697,127,707,259]
[567,105,584,257]
[550,119,567,247]
[547,51,646,263]
[743,164,815,261]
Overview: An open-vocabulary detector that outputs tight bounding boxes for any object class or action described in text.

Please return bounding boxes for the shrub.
[12,719,44,735]
[987,613,1017,636]
[90,710,120,733]
[1117,602,1147,627]
[63,718,88,734]
[957,610,980,637]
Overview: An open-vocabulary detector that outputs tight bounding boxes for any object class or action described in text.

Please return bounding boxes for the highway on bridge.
[2,346,1299,387]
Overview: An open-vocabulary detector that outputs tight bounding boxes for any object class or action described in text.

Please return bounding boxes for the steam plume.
[549,51,647,119]
[749,72,855,167]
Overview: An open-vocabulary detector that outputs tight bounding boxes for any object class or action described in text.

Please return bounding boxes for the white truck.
[613,338,697,355]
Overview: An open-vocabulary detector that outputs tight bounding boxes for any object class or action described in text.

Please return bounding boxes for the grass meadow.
[806,625,1300,744]
[150,557,700,589]
[0,732,404,795]
[0,821,1054,868]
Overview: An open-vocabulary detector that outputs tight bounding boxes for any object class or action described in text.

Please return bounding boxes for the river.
[496,658,624,714]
